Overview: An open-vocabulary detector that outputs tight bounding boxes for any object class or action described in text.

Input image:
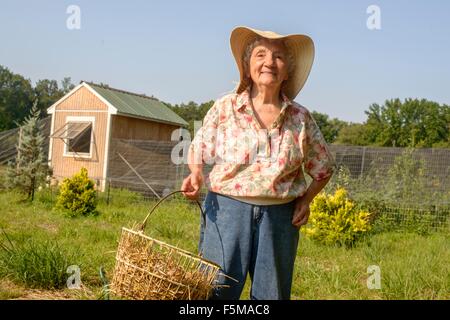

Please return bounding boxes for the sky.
[1,0,449,123]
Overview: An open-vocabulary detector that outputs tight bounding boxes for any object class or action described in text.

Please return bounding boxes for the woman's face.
[247,39,289,90]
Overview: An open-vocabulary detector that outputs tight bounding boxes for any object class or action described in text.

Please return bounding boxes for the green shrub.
[304,188,372,246]
[56,167,97,217]
[0,232,81,289]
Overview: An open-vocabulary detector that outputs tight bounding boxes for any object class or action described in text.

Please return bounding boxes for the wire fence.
[0,117,51,165]
[328,145,450,194]
[1,129,449,232]
[106,140,450,197]
[103,139,450,232]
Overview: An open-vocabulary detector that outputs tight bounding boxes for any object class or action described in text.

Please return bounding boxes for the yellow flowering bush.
[56,167,97,217]
[304,188,372,246]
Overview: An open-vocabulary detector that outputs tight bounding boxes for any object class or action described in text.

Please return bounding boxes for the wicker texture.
[110,191,221,300]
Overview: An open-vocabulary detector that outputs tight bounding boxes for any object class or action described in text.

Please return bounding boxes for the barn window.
[67,122,92,154]
[51,120,94,157]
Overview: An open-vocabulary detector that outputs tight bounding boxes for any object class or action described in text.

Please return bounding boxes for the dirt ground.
[0,279,100,300]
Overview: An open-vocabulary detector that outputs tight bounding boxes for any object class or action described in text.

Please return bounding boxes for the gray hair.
[242,36,295,78]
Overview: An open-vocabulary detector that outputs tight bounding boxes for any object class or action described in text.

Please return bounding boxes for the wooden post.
[17,126,22,169]
[360,146,366,178]
[106,178,111,205]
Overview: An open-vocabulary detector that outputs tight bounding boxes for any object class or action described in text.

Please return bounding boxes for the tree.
[335,98,450,147]
[364,98,450,148]
[0,65,75,130]
[34,79,63,116]
[0,65,34,130]
[5,100,52,201]
[335,123,372,146]
[311,111,348,143]
[165,100,214,137]
[61,77,75,94]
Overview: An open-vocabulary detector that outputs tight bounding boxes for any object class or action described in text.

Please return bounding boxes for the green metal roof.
[87,82,188,127]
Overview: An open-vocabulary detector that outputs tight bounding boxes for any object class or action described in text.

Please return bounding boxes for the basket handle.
[140,190,204,232]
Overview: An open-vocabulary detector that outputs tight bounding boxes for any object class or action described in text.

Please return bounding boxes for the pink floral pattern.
[188,88,336,199]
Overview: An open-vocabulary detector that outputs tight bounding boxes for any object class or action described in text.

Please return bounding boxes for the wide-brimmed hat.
[230,26,315,100]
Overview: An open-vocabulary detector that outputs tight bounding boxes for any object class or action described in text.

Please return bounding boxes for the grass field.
[0,189,448,300]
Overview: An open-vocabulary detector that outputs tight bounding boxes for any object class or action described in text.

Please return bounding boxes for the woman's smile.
[248,39,289,89]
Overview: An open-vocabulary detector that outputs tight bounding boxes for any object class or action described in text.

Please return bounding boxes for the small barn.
[47,81,188,190]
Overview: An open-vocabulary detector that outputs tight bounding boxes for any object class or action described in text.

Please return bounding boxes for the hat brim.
[230,26,315,100]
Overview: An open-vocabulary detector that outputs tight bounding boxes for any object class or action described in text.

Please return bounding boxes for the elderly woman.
[182,26,335,300]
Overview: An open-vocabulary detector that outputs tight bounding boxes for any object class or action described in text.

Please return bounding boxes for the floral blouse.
[188,88,336,200]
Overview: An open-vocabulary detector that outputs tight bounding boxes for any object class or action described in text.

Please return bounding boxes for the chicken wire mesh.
[5,132,447,232]
[104,139,449,232]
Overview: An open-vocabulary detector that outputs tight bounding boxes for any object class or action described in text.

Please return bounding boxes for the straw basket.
[110,190,221,300]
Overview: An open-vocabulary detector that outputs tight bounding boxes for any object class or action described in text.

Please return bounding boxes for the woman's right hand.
[181,171,204,200]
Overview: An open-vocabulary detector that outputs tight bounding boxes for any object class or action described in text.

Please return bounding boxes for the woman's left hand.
[292,177,331,228]
[292,196,311,228]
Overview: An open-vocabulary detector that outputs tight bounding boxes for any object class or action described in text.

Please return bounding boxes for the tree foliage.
[334,123,371,146]
[0,65,74,130]
[164,100,214,137]
[0,65,34,131]
[336,98,450,148]
[5,100,52,200]
[311,111,347,143]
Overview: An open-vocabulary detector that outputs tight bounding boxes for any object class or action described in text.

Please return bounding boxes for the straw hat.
[230,26,315,100]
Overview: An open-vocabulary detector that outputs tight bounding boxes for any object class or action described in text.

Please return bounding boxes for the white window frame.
[63,116,95,159]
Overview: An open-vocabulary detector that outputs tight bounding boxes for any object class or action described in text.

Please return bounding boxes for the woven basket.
[110,190,221,300]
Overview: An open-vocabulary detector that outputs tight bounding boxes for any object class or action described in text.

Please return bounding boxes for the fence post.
[180,164,185,188]
[175,162,179,190]
[360,146,367,178]
[106,178,111,205]
[16,127,22,169]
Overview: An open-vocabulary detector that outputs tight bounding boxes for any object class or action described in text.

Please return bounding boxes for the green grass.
[0,189,448,299]
[289,232,449,299]
[0,233,81,289]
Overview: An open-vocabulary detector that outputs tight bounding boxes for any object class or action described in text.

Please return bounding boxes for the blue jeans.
[199,191,300,300]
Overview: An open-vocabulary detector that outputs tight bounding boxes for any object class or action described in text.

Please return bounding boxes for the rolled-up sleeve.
[303,111,336,181]
[188,101,219,165]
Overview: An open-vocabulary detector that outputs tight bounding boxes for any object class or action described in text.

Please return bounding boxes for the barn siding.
[51,88,109,187]
[56,86,108,111]
[110,115,180,141]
